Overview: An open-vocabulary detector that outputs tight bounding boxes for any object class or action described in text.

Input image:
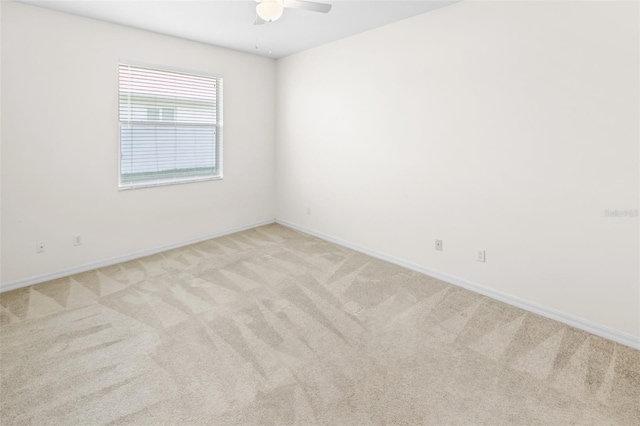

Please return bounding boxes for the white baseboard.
[0,219,276,293]
[276,219,640,350]
[3,217,637,350]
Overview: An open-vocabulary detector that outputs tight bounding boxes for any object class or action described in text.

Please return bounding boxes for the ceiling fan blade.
[283,0,332,14]
[254,16,266,25]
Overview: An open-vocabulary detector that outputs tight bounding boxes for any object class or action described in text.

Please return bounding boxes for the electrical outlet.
[435,239,443,251]
[475,249,485,263]
[306,207,311,215]
[73,235,83,246]
[36,241,46,253]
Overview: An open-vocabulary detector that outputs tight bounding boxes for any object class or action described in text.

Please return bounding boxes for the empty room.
[1,0,638,424]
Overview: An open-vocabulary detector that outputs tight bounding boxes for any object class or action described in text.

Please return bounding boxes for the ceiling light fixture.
[256,0,285,22]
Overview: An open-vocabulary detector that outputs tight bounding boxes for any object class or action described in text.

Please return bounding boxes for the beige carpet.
[0,224,638,425]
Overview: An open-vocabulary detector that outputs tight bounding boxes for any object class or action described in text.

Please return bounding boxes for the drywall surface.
[1,2,276,284]
[0,1,3,283]
[276,1,640,337]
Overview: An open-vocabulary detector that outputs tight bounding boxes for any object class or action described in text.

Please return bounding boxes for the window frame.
[117,60,224,190]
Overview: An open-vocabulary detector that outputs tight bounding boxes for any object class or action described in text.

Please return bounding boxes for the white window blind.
[118,62,223,189]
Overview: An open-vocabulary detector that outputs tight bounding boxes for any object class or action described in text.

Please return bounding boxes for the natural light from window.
[118,63,223,189]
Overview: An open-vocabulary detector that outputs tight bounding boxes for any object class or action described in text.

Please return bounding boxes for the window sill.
[118,174,223,191]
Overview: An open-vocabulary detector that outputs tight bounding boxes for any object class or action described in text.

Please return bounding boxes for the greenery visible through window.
[118,63,223,189]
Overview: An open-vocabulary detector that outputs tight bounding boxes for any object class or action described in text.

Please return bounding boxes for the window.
[118,62,223,189]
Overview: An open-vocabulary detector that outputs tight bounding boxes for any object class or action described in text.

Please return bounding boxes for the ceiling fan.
[254,0,332,24]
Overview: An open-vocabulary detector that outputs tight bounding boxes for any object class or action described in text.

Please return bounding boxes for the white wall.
[276,1,640,338]
[0,1,3,283]
[2,0,638,342]
[1,2,276,285]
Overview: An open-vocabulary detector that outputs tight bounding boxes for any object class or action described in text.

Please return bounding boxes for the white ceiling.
[14,0,457,58]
